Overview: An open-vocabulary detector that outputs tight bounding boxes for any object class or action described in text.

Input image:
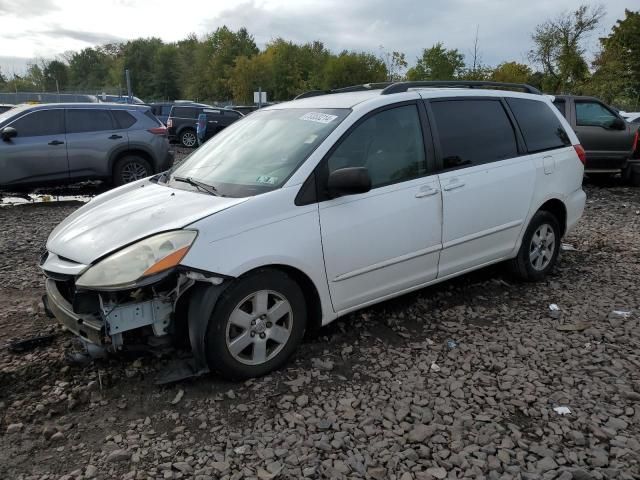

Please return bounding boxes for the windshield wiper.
[173,176,220,196]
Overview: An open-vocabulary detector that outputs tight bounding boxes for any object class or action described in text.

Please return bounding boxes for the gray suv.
[0,103,174,190]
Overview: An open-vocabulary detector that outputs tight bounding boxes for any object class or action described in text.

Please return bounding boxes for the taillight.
[632,130,638,155]
[148,126,167,136]
[167,118,173,128]
[574,144,586,166]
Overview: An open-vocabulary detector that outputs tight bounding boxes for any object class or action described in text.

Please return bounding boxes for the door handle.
[415,187,439,198]
[48,140,64,146]
[443,181,465,191]
[108,134,123,140]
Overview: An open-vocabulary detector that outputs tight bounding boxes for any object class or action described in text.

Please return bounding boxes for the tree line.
[0,6,638,109]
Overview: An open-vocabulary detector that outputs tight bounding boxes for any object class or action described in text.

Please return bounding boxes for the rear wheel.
[113,155,152,186]
[180,129,197,148]
[624,164,640,187]
[204,269,307,379]
[509,211,561,281]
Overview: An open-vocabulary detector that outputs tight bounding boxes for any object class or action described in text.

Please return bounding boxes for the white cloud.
[0,0,631,75]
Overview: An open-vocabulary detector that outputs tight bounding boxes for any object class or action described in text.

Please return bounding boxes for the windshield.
[168,107,349,197]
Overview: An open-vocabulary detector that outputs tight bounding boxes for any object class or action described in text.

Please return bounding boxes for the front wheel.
[508,211,561,281]
[205,269,307,379]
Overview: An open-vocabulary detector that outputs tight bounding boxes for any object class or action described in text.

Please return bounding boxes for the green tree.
[491,61,533,84]
[193,26,258,100]
[406,43,465,80]
[529,4,605,93]
[323,51,387,89]
[43,60,69,91]
[151,44,180,100]
[589,9,640,108]
[379,47,408,81]
[119,38,164,98]
[68,47,114,90]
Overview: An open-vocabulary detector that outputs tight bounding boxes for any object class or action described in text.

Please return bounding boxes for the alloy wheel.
[182,131,197,147]
[120,161,149,183]
[225,290,293,366]
[529,223,556,271]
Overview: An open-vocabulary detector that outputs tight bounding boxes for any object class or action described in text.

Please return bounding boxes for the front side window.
[326,104,426,188]
[9,109,65,137]
[431,99,518,170]
[169,108,349,197]
[507,98,571,153]
[66,109,113,133]
[576,102,617,128]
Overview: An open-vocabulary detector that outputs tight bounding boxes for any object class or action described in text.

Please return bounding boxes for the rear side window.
[161,105,172,116]
[9,109,64,137]
[327,104,427,188]
[66,109,113,133]
[172,107,198,119]
[112,110,137,129]
[553,100,566,118]
[143,110,162,126]
[507,98,571,153]
[430,99,518,169]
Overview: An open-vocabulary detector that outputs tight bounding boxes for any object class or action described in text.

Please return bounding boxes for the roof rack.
[294,82,393,100]
[294,80,541,100]
[380,81,541,95]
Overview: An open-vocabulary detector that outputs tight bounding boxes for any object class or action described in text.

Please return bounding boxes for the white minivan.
[41,81,586,379]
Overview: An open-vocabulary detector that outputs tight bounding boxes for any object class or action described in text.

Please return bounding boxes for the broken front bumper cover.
[44,278,174,347]
[45,279,104,344]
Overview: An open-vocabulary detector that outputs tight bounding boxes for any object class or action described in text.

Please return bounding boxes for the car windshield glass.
[169,107,349,197]
[0,104,28,124]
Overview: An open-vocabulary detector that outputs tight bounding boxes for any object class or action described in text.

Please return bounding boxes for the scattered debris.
[553,406,571,415]
[430,362,441,372]
[4,334,57,353]
[556,322,590,332]
[446,339,458,349]
[170,389,184,405]
[611,310,632,319]
[549,304,561,319]
[561,243,577,251]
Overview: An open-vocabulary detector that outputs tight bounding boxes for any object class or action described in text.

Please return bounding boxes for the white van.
[41,81,586,379]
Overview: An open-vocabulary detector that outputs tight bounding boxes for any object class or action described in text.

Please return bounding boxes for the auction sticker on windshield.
[300,112,338,124]
[256,176,278,185]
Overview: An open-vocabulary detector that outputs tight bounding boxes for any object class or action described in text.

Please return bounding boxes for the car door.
[0,108,68,187]
[65,108,128,180]
[573,100,632,163]
[203,109,223,140]
[426,98,534,278]
[317,103,443,313]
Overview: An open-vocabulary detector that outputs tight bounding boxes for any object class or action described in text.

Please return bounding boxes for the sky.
[0,0,633,76]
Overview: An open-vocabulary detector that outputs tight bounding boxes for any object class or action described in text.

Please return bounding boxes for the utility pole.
[125,69,132,102]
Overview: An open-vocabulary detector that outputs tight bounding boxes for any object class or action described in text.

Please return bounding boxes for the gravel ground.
[1,174,639,480]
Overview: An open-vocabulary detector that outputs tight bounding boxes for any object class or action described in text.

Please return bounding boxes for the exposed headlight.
[76,230,197,290]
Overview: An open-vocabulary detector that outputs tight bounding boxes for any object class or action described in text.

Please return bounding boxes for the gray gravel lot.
[0,177,639,480]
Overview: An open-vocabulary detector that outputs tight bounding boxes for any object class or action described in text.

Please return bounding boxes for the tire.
[625,165,640,187]
[204,269,307,380]
[508,210,561,282]
[180,129,197,148]
[113,155,153,186]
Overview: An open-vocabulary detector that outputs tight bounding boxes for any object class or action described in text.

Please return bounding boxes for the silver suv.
[0,103,174,190]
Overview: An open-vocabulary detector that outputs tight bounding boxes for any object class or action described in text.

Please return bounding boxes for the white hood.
[46,179,247,265]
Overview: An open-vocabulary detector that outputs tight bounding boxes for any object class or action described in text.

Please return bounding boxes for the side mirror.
[610,117,626,130]
[327,167,371,198]
[1,126,17,141]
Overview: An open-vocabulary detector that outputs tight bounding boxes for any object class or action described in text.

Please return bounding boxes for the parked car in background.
[149,102,174,125]
[0,104,14,114]
[98,94,145,105]
[167,104,242,147]
[552,95,639,184]
[228,105,258,115]
[621,111,640,124]
[0,103,173,190]
[41,81,586,379]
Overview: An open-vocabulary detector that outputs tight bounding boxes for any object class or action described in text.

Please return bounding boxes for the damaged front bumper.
[44,278,175,347]
[41,252,228,371]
